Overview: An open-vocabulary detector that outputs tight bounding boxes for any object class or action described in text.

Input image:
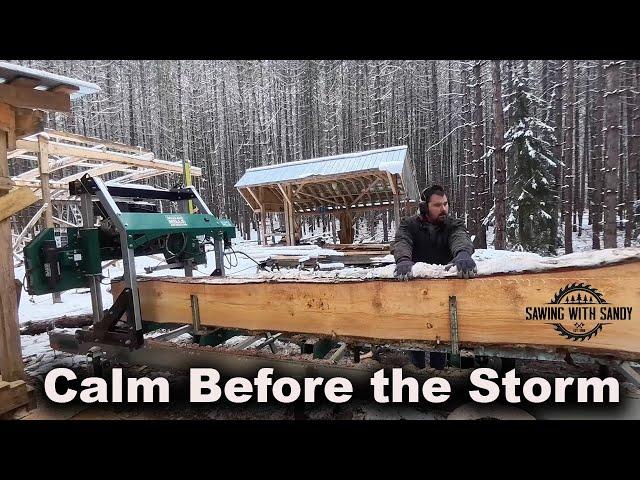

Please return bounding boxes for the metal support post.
[80,193,103,324]
[213,234,225,277]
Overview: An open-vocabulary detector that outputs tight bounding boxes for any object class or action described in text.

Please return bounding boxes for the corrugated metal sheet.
[235,145,419,201]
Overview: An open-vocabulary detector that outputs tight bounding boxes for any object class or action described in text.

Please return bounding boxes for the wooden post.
[280,185,291,246]
[38,134,61,303]
[255,212,261,245]
[0,128,24,382]
[382,210,389,242]
[331,214,337,244]
[392,174,401,230]
[259,187,267,246]
[287,185,296,246]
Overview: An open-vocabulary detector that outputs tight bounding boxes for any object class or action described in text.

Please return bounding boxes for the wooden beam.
[52,216,78,227]
[0,187,38,222]
[8,77,41,88]
[276,183,292,207]
[286,184,296,245]
[392,174,401,225]
[14,152,98,181]
[282,188,292,246]
[351,177,382,206]
[0,378,35,416]
[37,135,54,228]
[15,139,196,175]
[344,177,359,194]
[108,169,173,185]
[50,85,80,95]
[0,131,24,382]
[298,202,399,216]
[0,83,70,112]
[37,135,61,303]
[0,176,15,194]
[6,150,30,160]
[13,178,67,191]
[113,260,640,359]
[12,202,47,252]
[14,108,44,138]
[57,163,131,184]
[327,180,352,202]
[44,128,151,156]
[387,171,397,195]
[246,186,263,210]
[0,103,14,134]
[237,188,258,212]
[259,188,267,246]
[295,189,342,207]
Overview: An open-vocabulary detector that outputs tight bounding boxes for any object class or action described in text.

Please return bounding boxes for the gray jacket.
[391,214,474,265]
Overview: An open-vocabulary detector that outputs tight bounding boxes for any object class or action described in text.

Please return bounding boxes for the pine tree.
[504,74,557,254]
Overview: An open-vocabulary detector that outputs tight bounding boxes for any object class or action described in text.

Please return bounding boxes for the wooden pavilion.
[235,146,420,245]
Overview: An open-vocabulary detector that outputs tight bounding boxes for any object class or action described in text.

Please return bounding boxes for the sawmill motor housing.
[23,174,236,349]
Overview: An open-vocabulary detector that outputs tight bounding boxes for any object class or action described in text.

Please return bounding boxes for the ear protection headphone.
[419,199,428,216]
[418,185,446,217]
[419,188,428,216]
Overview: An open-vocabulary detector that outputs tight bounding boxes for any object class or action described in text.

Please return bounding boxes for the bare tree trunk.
[430,61,441,185]
[592,61,605,249]
[492,60,506,250]
[446,60,454,207]
[628,63,640,246]
[552,61,564,251]
[580,64,589,237]
[573,65,581,235]
[460,65,472,226]
[604,61,622,249]
[472,61,487,248]
[563,60,575,254]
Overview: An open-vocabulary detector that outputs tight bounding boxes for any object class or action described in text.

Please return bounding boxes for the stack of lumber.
[266,243,392,269]
[329,243,390,252]
[0,375,35,417]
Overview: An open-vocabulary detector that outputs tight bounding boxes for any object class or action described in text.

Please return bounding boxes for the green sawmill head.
[23,213,236,296]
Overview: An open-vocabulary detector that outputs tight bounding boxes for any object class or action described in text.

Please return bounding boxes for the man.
[391,185,477,371]
[392,184,477,280]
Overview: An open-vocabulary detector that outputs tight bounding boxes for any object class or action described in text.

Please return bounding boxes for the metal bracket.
[144,262,185,274]
[449,295,459,356]
[190,294,204,335]
[76,288,143,349]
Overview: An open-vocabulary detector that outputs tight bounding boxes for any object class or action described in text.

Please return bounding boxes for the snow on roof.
[234,145,420,201]
[0,61,101,99]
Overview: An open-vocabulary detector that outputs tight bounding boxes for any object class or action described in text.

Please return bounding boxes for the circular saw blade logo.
[548,283,608,341]
[525,283,633,341]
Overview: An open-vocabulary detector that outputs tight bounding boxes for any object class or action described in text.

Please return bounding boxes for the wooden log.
[113,260,640,359]
[0,187,38,222]
[20,313,93,335]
